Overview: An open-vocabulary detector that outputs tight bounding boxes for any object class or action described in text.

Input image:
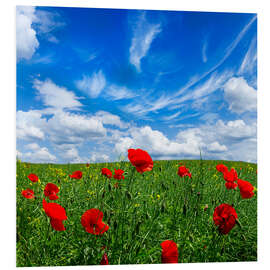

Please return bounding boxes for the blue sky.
[16,6,257,163]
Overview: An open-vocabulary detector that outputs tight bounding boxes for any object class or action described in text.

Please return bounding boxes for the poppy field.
[16,149,257,266]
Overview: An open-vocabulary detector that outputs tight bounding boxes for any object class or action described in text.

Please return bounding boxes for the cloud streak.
[129,12,161,72]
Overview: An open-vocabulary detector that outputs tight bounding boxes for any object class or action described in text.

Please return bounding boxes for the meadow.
[16,157,257,266]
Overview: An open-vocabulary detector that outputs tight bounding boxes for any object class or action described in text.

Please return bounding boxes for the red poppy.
[42,199,67,231]
[178,166,192,178]
[225,181,238,190]
[44,183,59,200]
[81,209,109,235]
[223,168,238,182]
[216,164,228,174]
[160,240,178,263]
[113,169,125,180]
[127,148,153,173]
[101,168,112,178]
[100,253,109,265]
[21,189,35,199]
[69,170,83,179]
[28,173,39,182]
[237,179,255,199]
[213,203,238,234]
[86,163,90,167]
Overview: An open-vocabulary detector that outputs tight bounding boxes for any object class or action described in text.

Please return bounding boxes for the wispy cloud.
[238,36,257,75]
[121,94,174,117]
[173,15,257,98]
[105,85,138,101]
[34,8,66,43]
[162,111,182,121]
[33,79,83,110]
[129,12,161,72]
[202,39,208,63]
[76,70,106,98]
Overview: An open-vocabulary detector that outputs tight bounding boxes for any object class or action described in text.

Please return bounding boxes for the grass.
[16,159,257,266]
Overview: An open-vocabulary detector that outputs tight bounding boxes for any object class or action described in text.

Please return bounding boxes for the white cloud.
[223,77,257,114]
[94,111,128,129]
[25,143,40,151]
[16,6,39,60]
[76,71,106,98]
[129,12,161,72]
[115,137,134,155]
[115,126,202,159]
[207,142,227,153]
[114,118,256,162]
[24,145,57,163]
[90,153,110,163]
[16,110,46,141]
[47,111,107,145]
[33,79,83,110]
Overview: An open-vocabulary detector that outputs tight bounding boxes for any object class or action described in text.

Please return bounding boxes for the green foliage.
[16,159,257,266]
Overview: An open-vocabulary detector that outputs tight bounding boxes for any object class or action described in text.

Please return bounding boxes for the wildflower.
[225,181,238,190]
[69,170,83,179]
[237,179,255,199]
[21,189,35,199]
[42,199,67,231]
[86,163,90,167]
[161,240,178,263]
[28,173,39,182]
[113,169,125,180]
[81,208,109,235]
[100,253,109,265]
[216,164,228,174]
[127,148,153,173]
[178,166,192,178]
[44,183,59,200]
[101,168,112,178]
[223,168,238,182]
[213,203,238,234]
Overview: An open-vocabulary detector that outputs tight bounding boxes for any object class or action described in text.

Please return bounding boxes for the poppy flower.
[101,168,112,178]
[113,169,125,180]
[81,208,109,235]
[42,199,67,231]
[69,170,83,179]
[223,168,238,182]
[237,179,255,199]
[225,181,238,190]
[28,173,39,182]
[44,183,59,200]
[100,253,109,265]
[216,164,228,174]
[127,148,153,173]
[160,240,178,263]
[178,166,192,178]
[86,163,90,167]
[21,189,35,199]
[213,203,238,234]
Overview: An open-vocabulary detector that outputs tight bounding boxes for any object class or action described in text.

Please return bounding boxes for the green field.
[16,159,257,266]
